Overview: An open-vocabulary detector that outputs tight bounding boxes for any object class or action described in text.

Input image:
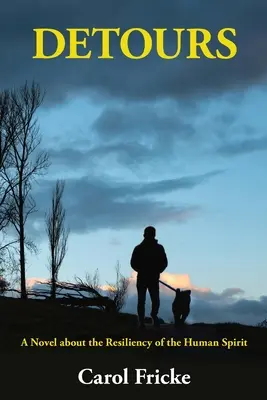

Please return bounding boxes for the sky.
[1,0,267,325]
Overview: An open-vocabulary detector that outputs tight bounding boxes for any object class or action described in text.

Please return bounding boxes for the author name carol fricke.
[33,27,237,60]
[78,368,191,385]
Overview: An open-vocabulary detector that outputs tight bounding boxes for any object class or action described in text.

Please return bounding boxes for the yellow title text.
[33,27,237,60]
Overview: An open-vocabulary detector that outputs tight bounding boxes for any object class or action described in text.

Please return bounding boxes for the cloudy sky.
[1,0,267,325]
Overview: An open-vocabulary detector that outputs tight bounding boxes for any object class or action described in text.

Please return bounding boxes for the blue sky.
[1,0,267,324]
[26,89,267,299]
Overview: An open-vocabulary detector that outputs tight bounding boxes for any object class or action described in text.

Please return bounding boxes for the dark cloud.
[124,290,267,325]
[1,0,266,172]
[188,295,267,325]
[89,102,198,163]
[28,170,221,235]
[220,288,245,298]
[92,103,195,142]
[48,142,156,170]
[216,136,267,156]
[1,0,267,104]
[189,288,245,302]
[45,95,267,175]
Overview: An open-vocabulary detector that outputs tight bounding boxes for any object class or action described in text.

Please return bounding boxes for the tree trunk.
[19,225,27,299]
[19,182,27,299]
[51,273,56,300]
[51,260,56,300]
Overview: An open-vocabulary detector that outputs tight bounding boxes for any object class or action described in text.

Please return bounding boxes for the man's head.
[143,226,156,239]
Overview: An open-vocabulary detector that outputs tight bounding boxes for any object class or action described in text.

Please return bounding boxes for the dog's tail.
[159,279,176,292]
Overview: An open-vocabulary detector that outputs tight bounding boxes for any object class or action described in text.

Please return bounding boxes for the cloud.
[2,0,266,179]
[220,288,245,298]
[92,103,195,144]
[25,273,267,326]
[2,0,266,246]
[48,142,161,171]
[26,277,49,289]
[109,238,121,246]
[27,170,221,235]
[124,272,266,325]
[1,0,267,105]
[217,136,267,156]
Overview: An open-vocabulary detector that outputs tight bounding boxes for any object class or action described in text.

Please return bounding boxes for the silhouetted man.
[130,226,168,328]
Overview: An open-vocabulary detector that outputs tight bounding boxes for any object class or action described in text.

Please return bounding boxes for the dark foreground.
[0,297,266,395]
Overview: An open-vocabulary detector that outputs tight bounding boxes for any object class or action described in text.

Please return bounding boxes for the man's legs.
[148,280,160,327]
[136,279,147,327]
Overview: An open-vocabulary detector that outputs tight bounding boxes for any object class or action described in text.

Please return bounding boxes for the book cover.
[0,0,266,395]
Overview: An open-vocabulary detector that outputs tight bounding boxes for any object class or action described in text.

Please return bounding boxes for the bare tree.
[106,262,129,312]
[73,265,129,312]
[0,266,10,296]
[74,269,101,294]
[1,88,23,287]
[2,82,50,299]
[257,319,267,328]
[0,237,20,286]
[0,89,18,234]
[46,180,69,299]
[0,89,21,288]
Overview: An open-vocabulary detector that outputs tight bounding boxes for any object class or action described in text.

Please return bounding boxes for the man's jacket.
[130,238,168,280]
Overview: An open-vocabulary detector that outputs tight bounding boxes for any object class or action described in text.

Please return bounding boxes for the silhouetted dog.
[172,289,191,327]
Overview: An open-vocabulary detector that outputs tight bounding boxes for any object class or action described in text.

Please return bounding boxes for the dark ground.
[0,297,266,395]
